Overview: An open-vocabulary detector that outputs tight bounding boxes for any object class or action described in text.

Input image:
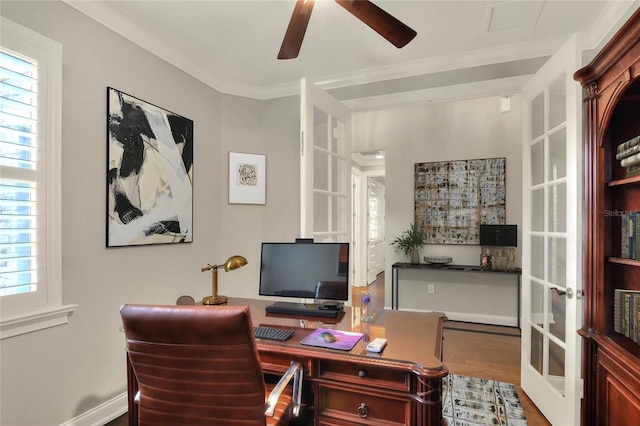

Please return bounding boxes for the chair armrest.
[265,361,303,417]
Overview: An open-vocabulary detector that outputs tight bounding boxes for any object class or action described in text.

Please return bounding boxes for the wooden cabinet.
[574,7,640,425]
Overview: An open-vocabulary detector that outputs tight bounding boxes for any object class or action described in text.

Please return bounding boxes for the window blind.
[0,49,38,297]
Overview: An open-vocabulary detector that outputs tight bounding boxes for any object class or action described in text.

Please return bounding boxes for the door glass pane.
[531,280,545,328]
[549,128,566,180]
[331,156,339,192]
[550,288,566,341]
[530,326,544,375]
[331,117,343,154]
[314,193,328,233]
[314,150,329,191]
[549,340,566,395]
[531,188,544,231]
[531,141,544,185]
[313,107,328,150]
[548,237,566,286]
[531,235,544,279]
[531,93,545,140]
[549,75,566,130]
[548,183,566,233]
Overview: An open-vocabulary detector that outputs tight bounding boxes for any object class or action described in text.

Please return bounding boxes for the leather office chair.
[120,304,303,426]
[175,295,195,305]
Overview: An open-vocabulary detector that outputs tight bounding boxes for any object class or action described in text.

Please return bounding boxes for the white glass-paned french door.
[300,78,351,243]
[521,34,583,425]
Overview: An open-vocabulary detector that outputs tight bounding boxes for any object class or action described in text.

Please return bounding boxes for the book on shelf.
[620,152,640,168]
[617,136,640,154]
[622,212,629,259]
[614,289,640,344]
[637,213,640,261]
[632,212,638,261]
[616,143,640,160]
[627,163,640,178]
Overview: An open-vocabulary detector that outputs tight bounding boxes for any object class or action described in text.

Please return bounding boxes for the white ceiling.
[65,0,639,109]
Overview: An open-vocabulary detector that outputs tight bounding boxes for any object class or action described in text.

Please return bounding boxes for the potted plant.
[390,223,426,264]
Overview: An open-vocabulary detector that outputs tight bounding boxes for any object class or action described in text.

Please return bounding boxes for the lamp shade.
[224,255,248,272]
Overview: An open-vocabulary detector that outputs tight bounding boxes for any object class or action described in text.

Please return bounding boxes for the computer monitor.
[258,241,349,302]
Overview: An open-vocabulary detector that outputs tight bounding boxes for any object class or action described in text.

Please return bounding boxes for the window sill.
[1,304,78,339]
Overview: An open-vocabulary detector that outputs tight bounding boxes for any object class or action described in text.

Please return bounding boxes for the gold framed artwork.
[414,157,506,245]
[228,152,266,205]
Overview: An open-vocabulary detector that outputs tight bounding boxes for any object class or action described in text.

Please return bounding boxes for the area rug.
[442,374,528,426]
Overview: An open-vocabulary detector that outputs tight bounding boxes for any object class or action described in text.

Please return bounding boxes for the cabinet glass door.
[521,34,583,425]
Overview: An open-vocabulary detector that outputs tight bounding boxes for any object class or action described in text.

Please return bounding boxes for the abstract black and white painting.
[107,87,193,247]
[228,152,266,205]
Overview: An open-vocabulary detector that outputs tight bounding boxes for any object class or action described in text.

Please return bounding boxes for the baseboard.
[59,392,127,426]
[391,307,518,327]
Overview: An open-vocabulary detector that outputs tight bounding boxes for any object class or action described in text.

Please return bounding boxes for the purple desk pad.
[300,328,364,351]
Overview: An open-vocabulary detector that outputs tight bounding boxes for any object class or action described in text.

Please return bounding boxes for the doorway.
[352,150,385,289]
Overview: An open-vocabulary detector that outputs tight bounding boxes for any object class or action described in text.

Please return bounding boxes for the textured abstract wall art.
[107,87,193,247]
[414,157,506,245]
[228,152,266,205]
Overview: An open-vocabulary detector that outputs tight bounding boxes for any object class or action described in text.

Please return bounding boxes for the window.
[0,18,76,339]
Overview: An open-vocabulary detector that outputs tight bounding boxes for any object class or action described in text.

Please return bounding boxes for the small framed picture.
[228,152,266,205]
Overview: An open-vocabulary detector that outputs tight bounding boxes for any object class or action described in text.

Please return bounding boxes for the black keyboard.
[253,326,295,342]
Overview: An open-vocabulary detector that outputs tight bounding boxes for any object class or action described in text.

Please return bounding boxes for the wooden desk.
[126,297,448,426]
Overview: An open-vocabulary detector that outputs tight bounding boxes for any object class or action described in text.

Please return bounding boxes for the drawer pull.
[358,369,367,378]
[357,402,369,418]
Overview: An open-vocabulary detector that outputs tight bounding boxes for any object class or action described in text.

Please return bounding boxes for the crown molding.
[63,0,635,104]
[343,75,530,112]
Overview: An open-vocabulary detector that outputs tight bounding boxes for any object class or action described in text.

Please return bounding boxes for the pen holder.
[361,290,373,322]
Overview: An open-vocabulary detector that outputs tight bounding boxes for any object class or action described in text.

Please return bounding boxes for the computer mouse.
[318,331,337,343]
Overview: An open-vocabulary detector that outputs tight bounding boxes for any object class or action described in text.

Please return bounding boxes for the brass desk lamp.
[201,255,248,305]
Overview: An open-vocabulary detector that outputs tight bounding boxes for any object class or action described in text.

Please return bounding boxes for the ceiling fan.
[278,0,417,59]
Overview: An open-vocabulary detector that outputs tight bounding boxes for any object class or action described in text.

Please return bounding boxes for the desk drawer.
[319,360,410,392]
[259,351,314,377]
[316,383,409,425]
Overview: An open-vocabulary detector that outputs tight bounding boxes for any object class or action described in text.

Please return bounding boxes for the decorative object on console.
[390,222,426,264]
[415,158,506,245]
[106,87,194,247]
[228,152,266,205]
[200,255,248,305]
[479,224,517,271]
[424,256,453,265]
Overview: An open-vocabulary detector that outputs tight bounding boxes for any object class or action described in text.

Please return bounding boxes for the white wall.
[352,95,523,322]
[0,2,300,425]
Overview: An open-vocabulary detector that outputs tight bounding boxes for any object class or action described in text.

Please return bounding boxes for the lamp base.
[202,295,228,305]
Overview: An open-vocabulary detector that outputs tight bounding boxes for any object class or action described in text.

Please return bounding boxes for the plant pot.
[410,248,420,265]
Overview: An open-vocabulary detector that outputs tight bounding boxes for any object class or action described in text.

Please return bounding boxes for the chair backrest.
[176,295,195,305]
[314,281,348,300]
[121,304,267,426]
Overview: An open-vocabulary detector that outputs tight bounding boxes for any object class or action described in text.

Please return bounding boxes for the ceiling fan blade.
[278,0,315,59]
[335,0,416,48]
